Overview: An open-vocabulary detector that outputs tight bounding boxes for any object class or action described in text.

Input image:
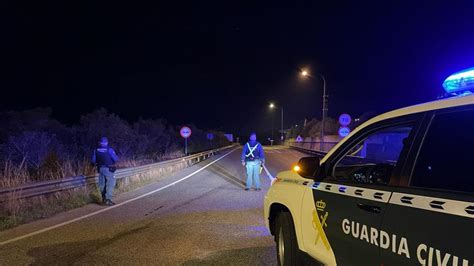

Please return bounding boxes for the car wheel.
[275,211,300,266]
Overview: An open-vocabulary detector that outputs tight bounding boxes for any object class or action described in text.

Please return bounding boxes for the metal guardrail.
[0,145,236,202]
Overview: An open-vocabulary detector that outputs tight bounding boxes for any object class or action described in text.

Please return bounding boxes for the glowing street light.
[300,69,328,151]
[268,102,284,144]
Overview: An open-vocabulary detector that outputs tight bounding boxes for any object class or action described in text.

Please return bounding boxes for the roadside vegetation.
[0,107,230,230]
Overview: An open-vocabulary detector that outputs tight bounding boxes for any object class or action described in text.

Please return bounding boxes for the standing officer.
[92,137,119,206]
[241,132,265,191]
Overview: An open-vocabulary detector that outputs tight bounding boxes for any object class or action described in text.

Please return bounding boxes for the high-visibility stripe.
[245,143,258,158]
[389,192,474,219]
[302,181,474,218]
[310,181,391,203]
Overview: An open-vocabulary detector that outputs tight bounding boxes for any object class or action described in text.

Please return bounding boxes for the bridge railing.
[0,145,236,202]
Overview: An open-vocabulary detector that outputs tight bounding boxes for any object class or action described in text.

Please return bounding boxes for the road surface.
[0,146,307,265]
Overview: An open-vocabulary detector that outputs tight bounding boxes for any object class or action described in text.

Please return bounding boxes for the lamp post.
[301,70,328,151]
[269,103,284,144]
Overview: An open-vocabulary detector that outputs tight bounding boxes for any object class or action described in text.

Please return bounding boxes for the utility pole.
[319,74,327,152]
[300,70,328,151]
[280,107,284,143]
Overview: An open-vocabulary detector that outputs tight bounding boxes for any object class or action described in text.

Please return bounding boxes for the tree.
[300,117,338,139]
[78,108,138,159]
[300,118,319,138]
[133,118,173,159]
[3,131,59,169]
[321,117,338,135]
[0,108,65,144]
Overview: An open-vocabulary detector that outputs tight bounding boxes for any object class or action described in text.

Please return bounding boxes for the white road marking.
[262,164,274,181]
[0,148,237,246]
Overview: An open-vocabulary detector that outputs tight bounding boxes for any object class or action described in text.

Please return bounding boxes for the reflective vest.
[245,143,260,161]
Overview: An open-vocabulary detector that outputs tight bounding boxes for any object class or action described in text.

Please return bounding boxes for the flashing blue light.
[443,67,474,94]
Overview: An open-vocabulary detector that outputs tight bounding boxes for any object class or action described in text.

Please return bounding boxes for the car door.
[380,108,474,265]
[301,116,420,265]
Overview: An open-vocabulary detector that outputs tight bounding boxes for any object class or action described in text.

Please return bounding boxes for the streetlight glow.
[298,68,328,151]
[268,102,284,144]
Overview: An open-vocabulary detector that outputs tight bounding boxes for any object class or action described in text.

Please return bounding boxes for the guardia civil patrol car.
[264,68,474,266]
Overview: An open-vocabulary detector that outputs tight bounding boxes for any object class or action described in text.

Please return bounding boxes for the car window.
[411,110,474,193]
[332,125,413,185]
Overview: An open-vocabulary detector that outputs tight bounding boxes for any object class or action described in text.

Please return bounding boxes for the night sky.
[2,1,474,137]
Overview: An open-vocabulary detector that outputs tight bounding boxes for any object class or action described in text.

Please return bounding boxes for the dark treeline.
[0,108,230,185]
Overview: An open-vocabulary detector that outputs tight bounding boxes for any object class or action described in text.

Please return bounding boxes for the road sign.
[296,135,303,142]
[206,133,214,140]
[338,127,351,138]
[338,114,352,127]
[180,126,192,155]
[180,127,192,138]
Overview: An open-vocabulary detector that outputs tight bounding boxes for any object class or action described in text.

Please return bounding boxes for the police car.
[264,68,474,265]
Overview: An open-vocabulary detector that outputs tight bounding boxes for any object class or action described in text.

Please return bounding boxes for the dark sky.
[2,1,474,136]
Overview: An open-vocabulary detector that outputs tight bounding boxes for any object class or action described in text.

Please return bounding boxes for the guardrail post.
[122,175,130,187]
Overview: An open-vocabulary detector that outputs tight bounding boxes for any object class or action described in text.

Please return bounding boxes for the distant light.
[443,67,474,94]
[269,103,275,108]
[293,165,301,172]
[301,70,309,77]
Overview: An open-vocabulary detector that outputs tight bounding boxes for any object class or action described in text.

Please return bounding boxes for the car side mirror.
[295,157,320,179]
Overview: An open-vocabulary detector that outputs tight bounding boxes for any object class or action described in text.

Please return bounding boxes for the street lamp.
[269,103,284,144]
[300,69,328,151]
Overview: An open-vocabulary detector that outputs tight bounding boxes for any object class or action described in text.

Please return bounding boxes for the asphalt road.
[0,146,306,265]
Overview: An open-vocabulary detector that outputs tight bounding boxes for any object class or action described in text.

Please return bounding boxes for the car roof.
[321,94,474,163]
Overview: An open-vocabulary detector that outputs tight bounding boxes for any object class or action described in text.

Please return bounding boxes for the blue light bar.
[443,67,474,94]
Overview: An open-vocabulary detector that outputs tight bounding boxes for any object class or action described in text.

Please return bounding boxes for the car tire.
[275,211,300,266]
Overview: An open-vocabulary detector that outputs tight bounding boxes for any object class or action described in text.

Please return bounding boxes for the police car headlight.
[293,165,301,172]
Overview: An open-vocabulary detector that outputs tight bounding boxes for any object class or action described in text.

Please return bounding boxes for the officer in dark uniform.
[241,132,265,191]
[92,137,119,206]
